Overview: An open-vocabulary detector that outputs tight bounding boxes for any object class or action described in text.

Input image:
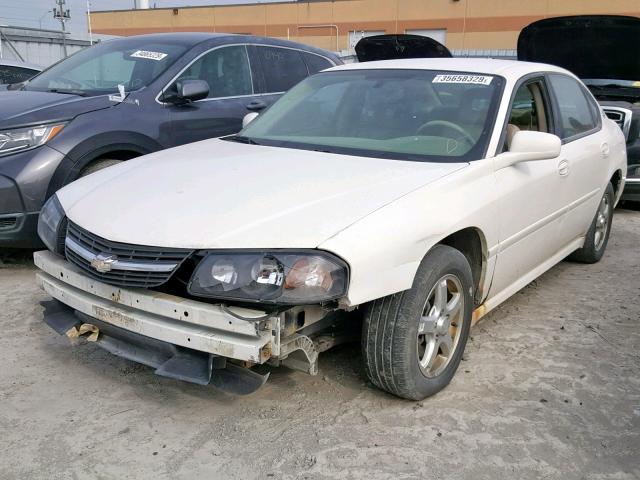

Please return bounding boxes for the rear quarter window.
[302,52,334,75]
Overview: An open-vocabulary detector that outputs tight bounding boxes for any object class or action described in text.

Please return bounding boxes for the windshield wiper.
[225,135,261,145]
[47,88,87,97]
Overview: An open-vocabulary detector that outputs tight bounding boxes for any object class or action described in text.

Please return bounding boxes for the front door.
[163,44,262,146]
[489,78,567,300]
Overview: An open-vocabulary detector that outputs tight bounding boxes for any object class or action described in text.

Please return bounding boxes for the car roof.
[328,57,572,79]
[0,58,42,70]
[103,32,339,60]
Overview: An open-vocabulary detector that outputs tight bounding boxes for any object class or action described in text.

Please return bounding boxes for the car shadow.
[0,248,36,267]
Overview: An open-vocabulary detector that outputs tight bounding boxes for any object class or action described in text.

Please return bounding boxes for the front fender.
[319,161,498,307]
[46,130,163,199]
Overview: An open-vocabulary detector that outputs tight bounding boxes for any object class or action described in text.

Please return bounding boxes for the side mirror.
[172,79,209,104]
[495,130,561,169]
[242,112,259,128]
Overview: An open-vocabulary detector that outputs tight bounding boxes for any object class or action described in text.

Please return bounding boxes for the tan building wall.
[91,0,640,53]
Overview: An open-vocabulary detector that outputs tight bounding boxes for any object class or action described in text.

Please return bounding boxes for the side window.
[258,46,308,92]
[548,74,598,140]
[0,66,38,84]
[302,52,333,75]
[174,45,253,99]
[505,81,549,150]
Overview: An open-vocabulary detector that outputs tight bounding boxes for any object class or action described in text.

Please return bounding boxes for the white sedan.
[34,58,627,400]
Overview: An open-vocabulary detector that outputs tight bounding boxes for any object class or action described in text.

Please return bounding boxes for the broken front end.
[34,202,357,395]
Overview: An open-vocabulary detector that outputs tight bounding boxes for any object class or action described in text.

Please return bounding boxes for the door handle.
[246,99,267,112]
[557,158,569,176]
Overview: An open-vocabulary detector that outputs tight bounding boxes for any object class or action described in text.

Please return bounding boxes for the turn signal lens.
[285,258,333,291]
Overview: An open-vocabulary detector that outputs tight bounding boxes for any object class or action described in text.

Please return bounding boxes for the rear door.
[248,45,323,108]
[546,73,607,245]
[164,44,262,146]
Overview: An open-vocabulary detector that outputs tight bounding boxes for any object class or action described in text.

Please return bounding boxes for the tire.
[568,182,614,264]
[79,158,123,178]
[362,245,473,400]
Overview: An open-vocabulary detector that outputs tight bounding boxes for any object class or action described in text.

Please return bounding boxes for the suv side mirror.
[495,130,561,169]
[169,79,209,104]
[242,112,259,128]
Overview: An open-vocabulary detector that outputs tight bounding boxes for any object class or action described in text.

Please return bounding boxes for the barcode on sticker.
[433,75,493,85]
[131,50,168,61]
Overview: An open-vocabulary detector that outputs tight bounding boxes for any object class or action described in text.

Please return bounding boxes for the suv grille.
[65,221,193,288]
[603,107,632,140]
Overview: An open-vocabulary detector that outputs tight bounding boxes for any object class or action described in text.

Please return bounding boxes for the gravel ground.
[0,206,638,480]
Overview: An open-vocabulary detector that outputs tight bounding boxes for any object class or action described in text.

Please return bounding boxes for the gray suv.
[0,33,339,247]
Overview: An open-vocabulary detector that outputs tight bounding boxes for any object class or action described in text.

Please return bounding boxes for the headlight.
[0,123,65,157]
[188,251,348,304]
[37,194,66,254]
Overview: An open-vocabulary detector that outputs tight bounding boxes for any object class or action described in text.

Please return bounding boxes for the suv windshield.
[236,69,504,162]
[25,38,189,96]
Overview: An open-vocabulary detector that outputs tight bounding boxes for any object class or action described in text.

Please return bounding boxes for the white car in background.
[34,58,626,400]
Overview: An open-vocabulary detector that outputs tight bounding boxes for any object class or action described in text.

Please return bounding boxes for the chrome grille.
[603,107,632,140]
[65,221,193,288]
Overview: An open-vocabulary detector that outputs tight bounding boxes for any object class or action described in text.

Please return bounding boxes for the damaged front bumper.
[34,250,328,395]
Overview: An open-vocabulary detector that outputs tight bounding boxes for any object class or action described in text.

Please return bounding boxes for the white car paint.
[45,58,626,335]
[58,139,467,249]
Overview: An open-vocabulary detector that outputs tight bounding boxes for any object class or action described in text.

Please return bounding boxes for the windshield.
[25,38,190,96]
[236,69,504,162]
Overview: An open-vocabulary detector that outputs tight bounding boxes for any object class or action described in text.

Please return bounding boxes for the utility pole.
[53,0,70,57]
[86,0,93,45]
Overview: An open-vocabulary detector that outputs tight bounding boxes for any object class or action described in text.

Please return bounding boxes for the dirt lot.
[0,207,639,480]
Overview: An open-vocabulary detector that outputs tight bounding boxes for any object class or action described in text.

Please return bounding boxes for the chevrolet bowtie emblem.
[90,253,118,273]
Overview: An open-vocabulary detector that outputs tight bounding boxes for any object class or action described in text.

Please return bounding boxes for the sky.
[0,0,286,39]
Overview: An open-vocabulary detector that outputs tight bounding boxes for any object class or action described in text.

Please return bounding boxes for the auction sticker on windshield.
[130,50,168,61]
[433,75,493,85]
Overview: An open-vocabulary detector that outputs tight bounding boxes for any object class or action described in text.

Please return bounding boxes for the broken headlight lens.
[187,251,348,304]
[0,123,65,157]
[37,194,66,254]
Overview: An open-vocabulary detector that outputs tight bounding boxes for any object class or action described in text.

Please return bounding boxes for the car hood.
[517,15,640,81]
[0,90,116,130]
[57,138,467,249]
[355,34,451,62]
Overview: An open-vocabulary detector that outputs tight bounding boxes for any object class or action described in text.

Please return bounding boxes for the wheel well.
[439,228,486,305]
[610,170,623,197]
[91,150,141,162]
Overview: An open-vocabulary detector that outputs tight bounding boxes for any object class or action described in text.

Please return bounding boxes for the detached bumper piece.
[41,300,269,395]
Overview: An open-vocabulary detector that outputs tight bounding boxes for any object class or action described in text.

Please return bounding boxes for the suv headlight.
[0,123,65,157]
[188,251,348,304]
[37,194,66,254]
